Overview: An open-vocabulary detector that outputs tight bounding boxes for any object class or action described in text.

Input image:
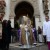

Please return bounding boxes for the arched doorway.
[14,1,35,28]
[14,1,36,44]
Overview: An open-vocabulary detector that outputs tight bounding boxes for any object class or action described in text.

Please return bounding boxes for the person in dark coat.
[2,20,8,50]
[2,20,12,50]
[6,20,12,50]
[33,27,37,41]
[38,26,43,42]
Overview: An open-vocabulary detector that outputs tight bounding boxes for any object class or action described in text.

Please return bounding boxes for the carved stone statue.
[0,0,6,21]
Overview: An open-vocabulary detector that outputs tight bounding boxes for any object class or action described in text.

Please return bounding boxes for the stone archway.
[14,1,35,28]
[14,1,36,44]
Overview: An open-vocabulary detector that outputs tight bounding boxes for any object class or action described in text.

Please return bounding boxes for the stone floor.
[9,43,48,50]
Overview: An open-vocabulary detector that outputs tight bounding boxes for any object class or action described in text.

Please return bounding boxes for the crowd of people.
[11,23,43,44]
[0,16,50,50]
[0,20,12,50]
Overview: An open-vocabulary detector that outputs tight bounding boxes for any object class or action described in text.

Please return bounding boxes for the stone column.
[38,0,45,25]
[3,0,10,20]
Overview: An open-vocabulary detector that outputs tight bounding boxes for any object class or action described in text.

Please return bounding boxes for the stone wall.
[10,0,40,18]
[10,0,41,29]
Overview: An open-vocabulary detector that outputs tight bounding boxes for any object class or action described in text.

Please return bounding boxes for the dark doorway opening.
[14,1,35,29]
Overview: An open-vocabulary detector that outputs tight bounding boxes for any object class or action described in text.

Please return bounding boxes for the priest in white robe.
[43,21,48,43]
[43,16,50,50]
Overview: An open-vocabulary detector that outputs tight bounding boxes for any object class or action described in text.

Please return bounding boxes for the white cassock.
[46,21,50,41]
[43,21,50,41]
[43,21,48,36]
[38,34,43,42]
[25,25,29,45]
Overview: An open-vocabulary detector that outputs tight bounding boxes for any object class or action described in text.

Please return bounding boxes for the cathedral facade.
[3,0,50,30]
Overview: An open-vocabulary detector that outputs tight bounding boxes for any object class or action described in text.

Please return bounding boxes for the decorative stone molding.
[12,0,16,2]
[42,0,49,16]
[0,0,6,21]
